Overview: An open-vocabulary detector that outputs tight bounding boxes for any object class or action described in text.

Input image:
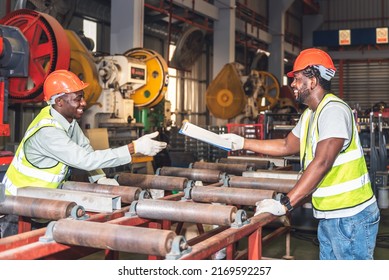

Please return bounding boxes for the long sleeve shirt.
[24,107,131,182]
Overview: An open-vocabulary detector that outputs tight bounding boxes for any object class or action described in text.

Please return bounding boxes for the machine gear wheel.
[0,9,70,103]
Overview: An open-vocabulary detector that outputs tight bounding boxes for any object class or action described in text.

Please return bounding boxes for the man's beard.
[295,86,310,105]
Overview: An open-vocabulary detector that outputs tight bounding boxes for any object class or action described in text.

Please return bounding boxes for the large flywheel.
[124,48,169,108]
[0,9,70,103]
[254,71,280,111]
[206,63,246,119]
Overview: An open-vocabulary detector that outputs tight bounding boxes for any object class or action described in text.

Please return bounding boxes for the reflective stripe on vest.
[299,94,373,217]
[4,106,69,195]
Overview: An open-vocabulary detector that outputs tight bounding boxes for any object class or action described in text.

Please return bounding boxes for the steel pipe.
[190,185,275,206]
[133,200,237,226]
[227,176,297,193]
[116,173,188,191]
[218,158,270,170]
[50,219,176,256]
[0,196,82,219]
[191,161,252,175]
[61,181,141,204]
[156,167,224,183]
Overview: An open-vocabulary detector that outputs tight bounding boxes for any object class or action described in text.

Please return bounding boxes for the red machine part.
[0,34,9,136]
[0,79,10,136]
[0,9,70,103]
[0,35,3,54]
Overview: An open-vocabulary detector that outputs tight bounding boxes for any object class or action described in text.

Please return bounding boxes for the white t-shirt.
[292,101,353,151]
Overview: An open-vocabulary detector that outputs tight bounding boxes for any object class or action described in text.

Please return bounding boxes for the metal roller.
[0,196,84,220]
[157,167,225,183]
[191,161,252,175]
[243,169,300,180]
[116,173,189,191]
[50,219,176,256]
[61,181,141,204]
[156,167,224,183]
[190,185,275,206]
[217,157,270,170]
[227,176,296,193]
[132,200,237,226]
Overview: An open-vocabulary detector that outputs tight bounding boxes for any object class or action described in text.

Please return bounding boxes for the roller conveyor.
[61,181,143,204]
[39,219,189,258]
[0,194,292,260]
[116,173,190,191]
[156,166,224,183]
[0,195,85,220]
[187,185,275,206]
[226,175,297,193]
[191,161,253,176]
[131,199,243,226]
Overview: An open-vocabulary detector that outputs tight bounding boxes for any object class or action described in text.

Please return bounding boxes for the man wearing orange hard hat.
[0,69,167,238]
[221,48,379,260]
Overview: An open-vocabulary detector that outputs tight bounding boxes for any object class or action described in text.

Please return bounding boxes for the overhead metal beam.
[172,0,219,20]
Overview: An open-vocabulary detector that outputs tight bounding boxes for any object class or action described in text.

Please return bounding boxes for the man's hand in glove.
[97,177,119,186]
[219,133,245,151]
[254,199,286,216]
[133,131,167,156]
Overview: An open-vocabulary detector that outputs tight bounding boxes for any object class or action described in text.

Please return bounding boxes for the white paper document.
[179,121,232,151]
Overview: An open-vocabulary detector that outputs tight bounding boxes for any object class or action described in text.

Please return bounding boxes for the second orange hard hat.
[287,48,336,79]
[43,70,89,101]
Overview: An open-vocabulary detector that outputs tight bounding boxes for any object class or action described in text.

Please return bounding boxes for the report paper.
[179,121,232,151]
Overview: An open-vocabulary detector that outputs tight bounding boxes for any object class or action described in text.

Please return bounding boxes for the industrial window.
[83,19,97,52]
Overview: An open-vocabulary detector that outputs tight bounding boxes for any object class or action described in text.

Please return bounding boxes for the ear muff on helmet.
[43,70,89,101]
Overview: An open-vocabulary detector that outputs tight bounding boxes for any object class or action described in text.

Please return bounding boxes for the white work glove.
[219,133,245,151]
[97,177,119,186]
[133,131,167,156]
[254,199,286,216]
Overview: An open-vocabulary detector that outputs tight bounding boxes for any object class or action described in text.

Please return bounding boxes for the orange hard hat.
[287,48,336,79]
[43,70,89,101]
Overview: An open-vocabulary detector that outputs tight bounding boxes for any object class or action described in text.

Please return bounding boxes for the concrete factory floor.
[83,207,389,260]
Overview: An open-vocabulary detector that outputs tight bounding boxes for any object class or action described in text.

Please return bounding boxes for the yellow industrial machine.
[205,59,300,122]
[65,29,102,110]
[81,48,168,131]
[206,62,281,120]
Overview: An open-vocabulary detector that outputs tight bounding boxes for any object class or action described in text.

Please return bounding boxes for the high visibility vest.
[299,94,374,217]
[3,106,69,195]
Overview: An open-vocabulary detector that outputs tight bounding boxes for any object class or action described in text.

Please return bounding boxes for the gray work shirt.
[24,107,131,182]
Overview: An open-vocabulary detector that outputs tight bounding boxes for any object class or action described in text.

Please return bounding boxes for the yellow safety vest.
[299,94,374,216]
[3,106,69,195]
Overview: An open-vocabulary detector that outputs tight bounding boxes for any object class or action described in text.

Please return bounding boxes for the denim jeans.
[0,214,19,238]
[0,214,49,238]
[317,202,380,260]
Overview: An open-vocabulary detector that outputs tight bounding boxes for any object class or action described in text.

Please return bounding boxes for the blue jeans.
[317,202,380,260]
[0,214,48,238]
[0,214,19,238]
